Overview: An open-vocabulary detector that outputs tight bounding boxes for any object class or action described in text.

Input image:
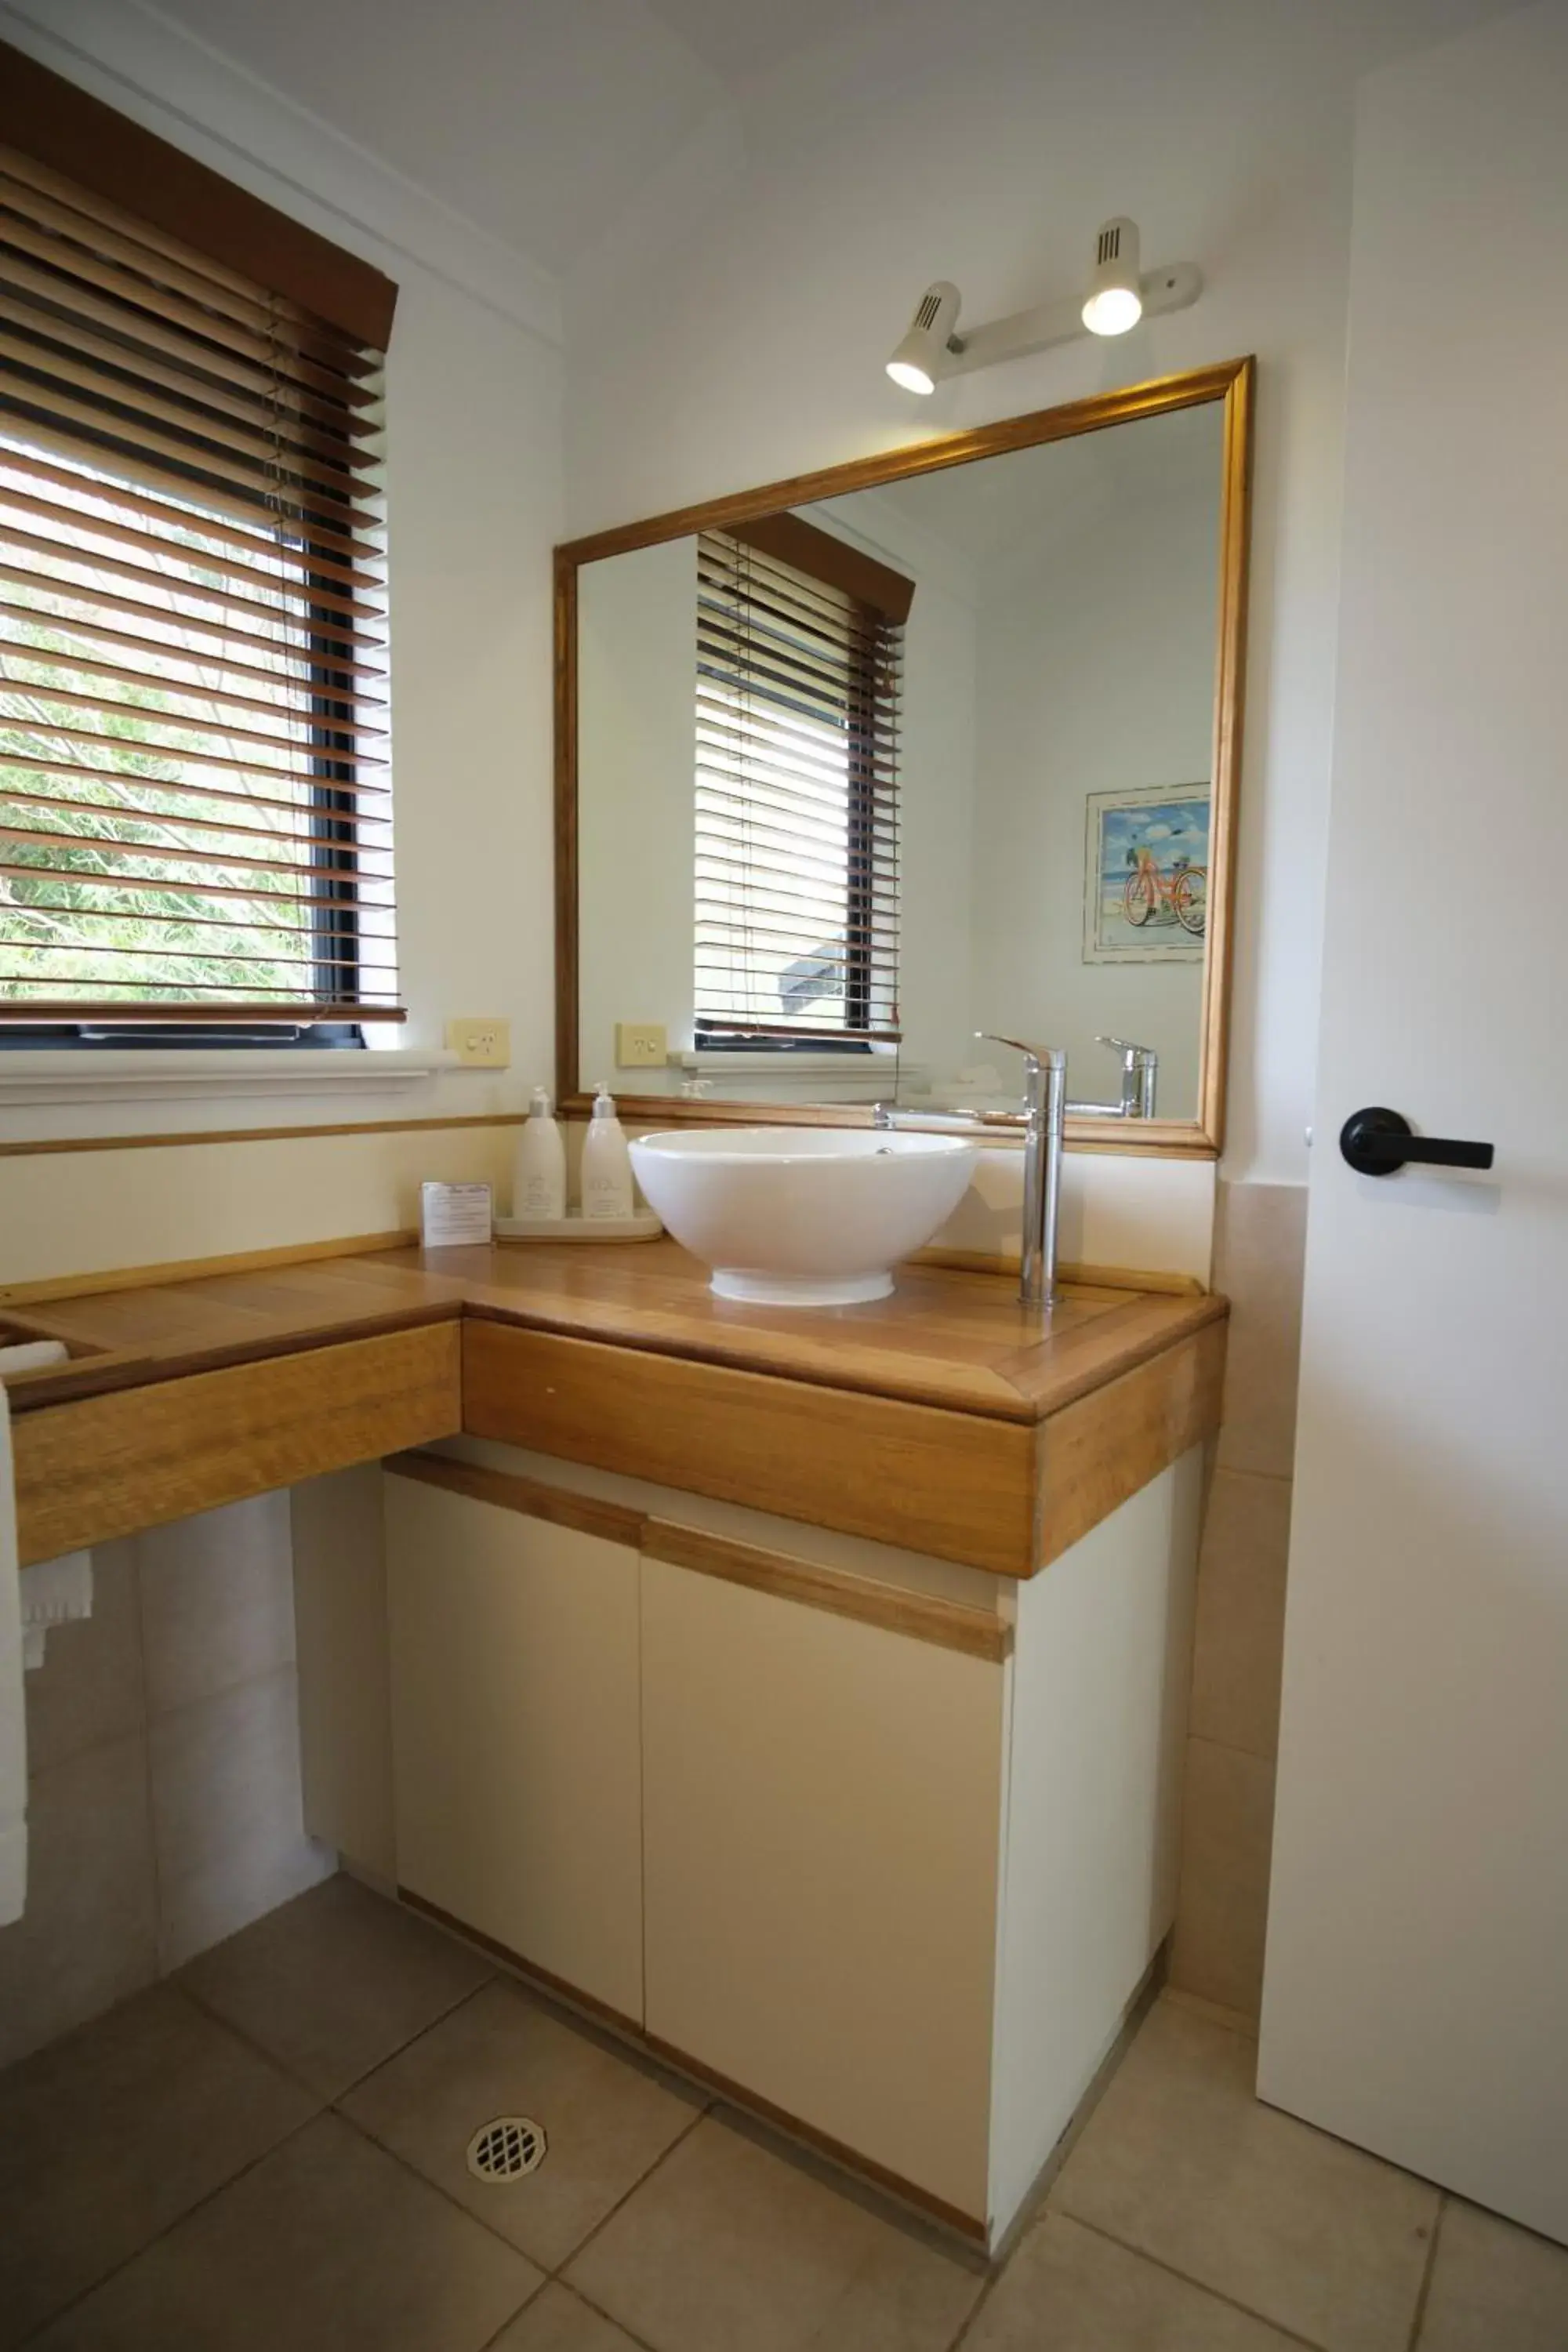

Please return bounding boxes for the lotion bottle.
[581,1082,635,1220]
[512,1087,567,1220]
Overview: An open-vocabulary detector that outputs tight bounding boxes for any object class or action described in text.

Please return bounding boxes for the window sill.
[690,1051,901,1076]
[0,1049,457,1108]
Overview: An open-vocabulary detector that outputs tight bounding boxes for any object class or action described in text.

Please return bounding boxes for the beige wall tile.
[1213,1181,1308,1479]
[492,2285,643,2351]
[150,1667,334,1973]
[1189,1469,1293,1760]
[1051,1999,1437,2352]
[1419,2198,1568,2352]
[0,1984,315,2348]
[967,2209,1304,2349]
[565,2113,984,2352]
[38,2112,541,2350]
[291,1468,396,1880]
[139,1494,296,1719]
[0,1737,157,2072]
[1171,1737,1277,2017]
[180,1876,489,2101]
[24,1541,143,1777]
[344,1978,702,2270]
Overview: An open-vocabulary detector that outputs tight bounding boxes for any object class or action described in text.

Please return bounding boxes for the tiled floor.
[2,1878,1566,2350]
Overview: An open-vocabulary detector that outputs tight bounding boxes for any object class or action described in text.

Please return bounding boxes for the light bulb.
[1082,216,1142,336]
[1082,284,1143,336]
[885,356,936,395]
[884,281,960,395]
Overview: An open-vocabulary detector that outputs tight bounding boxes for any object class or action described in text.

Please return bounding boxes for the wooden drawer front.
[15,1323,461,1565]
[462,1318,1037,1577]
[1038,1321,1226,1567]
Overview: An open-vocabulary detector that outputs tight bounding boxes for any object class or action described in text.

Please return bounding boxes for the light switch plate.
[615,1022,668,1068]
[446,1016,511,1068]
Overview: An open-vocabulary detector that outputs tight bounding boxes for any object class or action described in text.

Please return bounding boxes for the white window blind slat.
[694,528,902,1042]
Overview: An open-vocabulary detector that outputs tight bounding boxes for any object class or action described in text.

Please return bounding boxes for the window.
[0,43,397,1041]
[694,517,909,1046]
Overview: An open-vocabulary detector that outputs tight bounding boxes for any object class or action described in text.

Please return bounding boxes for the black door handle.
[1340,1106,1494,1177]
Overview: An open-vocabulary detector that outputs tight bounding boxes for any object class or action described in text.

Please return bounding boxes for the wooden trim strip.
[387,1449,646,1550]
[397,1889,645,2039]
[554,1089,1220,1159]
[0,39,397,347]
[0,1112,523,1162]
[1193,354,1255,1158]
[395,1886,987,2247]
[561,362,1250,565]
[638,2031,989,2246]
[641,1518,1011,1663]
[383,1450,1006,1649]
[0,1229,419,1308]
[910,1248,1206,1297]
[726,513,916,624]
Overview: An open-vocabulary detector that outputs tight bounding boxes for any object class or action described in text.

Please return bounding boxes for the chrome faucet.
[873,1032,1067,1310]
[1065,1036,1158,1120]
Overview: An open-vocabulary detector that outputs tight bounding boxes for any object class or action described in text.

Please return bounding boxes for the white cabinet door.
[640,1554,1004,2227]
[1261,7,1568,2239]
[386,1475,643,2022]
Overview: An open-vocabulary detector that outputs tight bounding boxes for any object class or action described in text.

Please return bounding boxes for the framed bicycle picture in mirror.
[1083,783,1210,964]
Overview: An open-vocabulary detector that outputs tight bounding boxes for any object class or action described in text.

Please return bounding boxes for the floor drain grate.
[466,2115,546,2183]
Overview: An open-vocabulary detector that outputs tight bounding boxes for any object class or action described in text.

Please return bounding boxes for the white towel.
[1,1340,93,1924]
[20,1552,93,1669]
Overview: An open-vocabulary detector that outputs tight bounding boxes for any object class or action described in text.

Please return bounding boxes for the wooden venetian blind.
[695,518,908,1043]
[0,46,399,1028]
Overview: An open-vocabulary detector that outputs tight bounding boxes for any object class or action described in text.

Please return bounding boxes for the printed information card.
[419,1181,494,1249]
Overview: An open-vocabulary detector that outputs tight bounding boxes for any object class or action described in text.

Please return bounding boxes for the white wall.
[0,0,564,1272]
[970,454,1220,1121]
[578,539,699,1089]
[561,0,1456,1181]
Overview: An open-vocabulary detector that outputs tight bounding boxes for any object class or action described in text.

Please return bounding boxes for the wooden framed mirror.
[555,356,1253,1156]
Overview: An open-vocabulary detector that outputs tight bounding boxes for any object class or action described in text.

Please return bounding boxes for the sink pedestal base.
[710,1268,895,1307]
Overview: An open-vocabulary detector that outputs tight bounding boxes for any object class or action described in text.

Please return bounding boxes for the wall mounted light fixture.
[884,217,1201,395]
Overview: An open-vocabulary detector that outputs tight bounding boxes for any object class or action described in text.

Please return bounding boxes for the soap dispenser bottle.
[581,1082,635,1221]
[512,1087,567,1220]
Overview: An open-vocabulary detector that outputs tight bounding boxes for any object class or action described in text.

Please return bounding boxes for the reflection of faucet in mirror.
[1065,1036,1159,1120]
[874,1033,1066,1311]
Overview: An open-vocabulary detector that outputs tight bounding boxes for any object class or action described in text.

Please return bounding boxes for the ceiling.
[817,400,1225,577]
[140,0,732,275]
[142,0,1525,283]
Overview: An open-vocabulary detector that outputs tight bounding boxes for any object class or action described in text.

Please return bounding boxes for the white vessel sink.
[627,1127,978,1306]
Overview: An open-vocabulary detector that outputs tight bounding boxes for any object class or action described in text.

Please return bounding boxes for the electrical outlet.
[445,1016,511,1069]
[615,1022,668,1069]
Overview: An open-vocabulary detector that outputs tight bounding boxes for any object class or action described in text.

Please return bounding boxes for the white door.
[1258,5,1568,2241]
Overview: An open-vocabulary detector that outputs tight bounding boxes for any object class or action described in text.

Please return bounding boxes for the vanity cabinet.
[640,1552,1003,2222]
[376,1441,1201,2246]
[385,1475,643,2020]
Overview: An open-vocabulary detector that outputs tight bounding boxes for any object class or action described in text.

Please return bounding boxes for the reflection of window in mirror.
[693,518,912,1055]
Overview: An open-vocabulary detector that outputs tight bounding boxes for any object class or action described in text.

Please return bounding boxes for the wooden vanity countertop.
[5,1238,1225,1425]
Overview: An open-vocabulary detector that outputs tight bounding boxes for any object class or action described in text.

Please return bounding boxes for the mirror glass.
[574,394,1228,1126]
